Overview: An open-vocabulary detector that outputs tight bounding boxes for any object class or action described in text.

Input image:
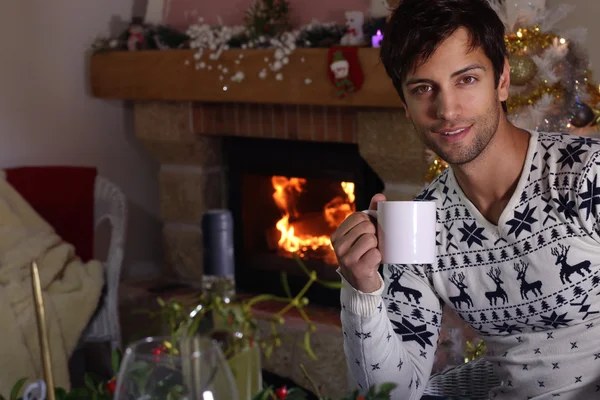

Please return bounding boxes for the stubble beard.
[416,100,502,166]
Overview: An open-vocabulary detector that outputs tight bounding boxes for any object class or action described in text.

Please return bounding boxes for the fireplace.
[225,136,383,307]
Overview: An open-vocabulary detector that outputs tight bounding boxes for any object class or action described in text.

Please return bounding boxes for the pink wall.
[165,0,371,30]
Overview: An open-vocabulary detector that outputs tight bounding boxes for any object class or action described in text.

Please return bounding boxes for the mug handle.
[361,209,377,219]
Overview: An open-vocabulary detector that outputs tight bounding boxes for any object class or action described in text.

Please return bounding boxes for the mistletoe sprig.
[149,254,342,361]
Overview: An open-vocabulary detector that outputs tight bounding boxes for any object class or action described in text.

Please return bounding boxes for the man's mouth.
[432,125,472,137]
[441,127,467,136]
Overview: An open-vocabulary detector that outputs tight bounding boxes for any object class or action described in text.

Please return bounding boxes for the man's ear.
[498,57,510,102]
[400,96,412,120]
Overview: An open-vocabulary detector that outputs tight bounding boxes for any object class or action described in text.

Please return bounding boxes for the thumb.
[368,193,386,211]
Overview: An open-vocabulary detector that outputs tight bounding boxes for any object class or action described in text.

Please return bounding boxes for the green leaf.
[91,390,98,400]
[285,387,308,400]
[64,388,89,400]
[157,297,166,307]
[84,374,96,392]
[377,382,397,395]
[9,378,27,400]
[111,348,122,374]
[251,386,273,400]
[55,387,67,400]
[367,383,377,397]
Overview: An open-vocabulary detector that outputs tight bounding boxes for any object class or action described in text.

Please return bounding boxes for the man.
[330,0,600,398]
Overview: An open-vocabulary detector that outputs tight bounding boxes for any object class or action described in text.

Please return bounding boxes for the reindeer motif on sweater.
[341,131,600,400]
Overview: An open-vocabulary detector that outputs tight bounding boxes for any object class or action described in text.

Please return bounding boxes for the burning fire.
[271,176,355,259]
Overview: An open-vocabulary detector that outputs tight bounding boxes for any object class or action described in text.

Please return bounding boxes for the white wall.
[548,0,600,75]
[0,0,162,280]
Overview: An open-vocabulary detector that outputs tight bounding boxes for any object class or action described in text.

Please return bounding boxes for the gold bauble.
[509,54,538,86]
[425,155,449,183]
[464,339,486,363]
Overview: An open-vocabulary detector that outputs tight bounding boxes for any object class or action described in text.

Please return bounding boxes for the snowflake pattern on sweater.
[340,131,600,399]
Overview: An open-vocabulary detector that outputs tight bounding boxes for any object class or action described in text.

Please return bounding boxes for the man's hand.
[331,193,386,293]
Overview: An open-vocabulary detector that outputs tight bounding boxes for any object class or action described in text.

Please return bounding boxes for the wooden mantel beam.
[89,48,403,108]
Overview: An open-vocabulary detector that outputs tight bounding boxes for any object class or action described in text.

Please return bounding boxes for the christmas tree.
[489,2,600,135]
[425,1,600,182]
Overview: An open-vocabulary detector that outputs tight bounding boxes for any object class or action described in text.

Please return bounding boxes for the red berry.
[152,347,162,356]
[275,386,288,399]
[249,338,255,347]
[106,378,116,393]
[356,397,365,400]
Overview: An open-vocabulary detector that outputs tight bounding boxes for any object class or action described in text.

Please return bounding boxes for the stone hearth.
[134,101,428,282]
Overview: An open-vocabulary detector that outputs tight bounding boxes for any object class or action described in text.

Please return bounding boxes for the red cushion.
[5,166,97,262]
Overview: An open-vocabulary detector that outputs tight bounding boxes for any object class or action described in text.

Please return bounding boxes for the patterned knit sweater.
[340,131,600,399]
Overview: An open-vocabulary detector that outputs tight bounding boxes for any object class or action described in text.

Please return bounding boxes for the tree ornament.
[328,47,364,98]
[464,339,486,363]
[425,155,449,183]
[570,103,596,127]
[509,53,538,86]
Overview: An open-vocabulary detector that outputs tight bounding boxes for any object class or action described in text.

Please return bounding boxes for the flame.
[271,176,355,258]
[342,182,355,203]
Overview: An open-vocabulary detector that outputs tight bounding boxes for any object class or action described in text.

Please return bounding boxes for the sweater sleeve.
[577,150,600,241]
[339,263,443,399]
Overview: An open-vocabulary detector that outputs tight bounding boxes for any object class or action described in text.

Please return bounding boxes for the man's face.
[401,27,509,165]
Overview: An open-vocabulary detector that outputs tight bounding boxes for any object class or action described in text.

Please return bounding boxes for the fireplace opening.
[225,136,383,308]
[269,175,355,265]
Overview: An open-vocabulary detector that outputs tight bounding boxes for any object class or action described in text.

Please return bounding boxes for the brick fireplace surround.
[132,101,431,396]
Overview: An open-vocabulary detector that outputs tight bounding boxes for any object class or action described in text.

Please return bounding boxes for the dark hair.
[380,0,508,112]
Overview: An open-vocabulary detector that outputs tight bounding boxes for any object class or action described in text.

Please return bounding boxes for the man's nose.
[435,90,461,121]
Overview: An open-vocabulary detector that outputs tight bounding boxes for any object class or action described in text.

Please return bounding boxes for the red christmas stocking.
[328,46,364,98]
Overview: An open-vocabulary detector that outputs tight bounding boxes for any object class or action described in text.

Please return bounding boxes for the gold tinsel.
[425,155,449,183]
[584,81,600,109]
[506,83,564,114]
[503,25,572,115]
[464,339,487,363]
[505,26,558,54]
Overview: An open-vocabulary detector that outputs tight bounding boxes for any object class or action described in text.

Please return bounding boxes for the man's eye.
[461,76,477,84]
[413,85,432,94]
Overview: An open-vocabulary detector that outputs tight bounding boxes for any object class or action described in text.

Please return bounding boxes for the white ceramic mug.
[363,201,436,264]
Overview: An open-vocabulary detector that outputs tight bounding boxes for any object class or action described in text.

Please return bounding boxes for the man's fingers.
[338,233,378,269]
[359,247,382,270]
[331,211,371,243]
[332,220,376,258]
[368,193,387,211]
